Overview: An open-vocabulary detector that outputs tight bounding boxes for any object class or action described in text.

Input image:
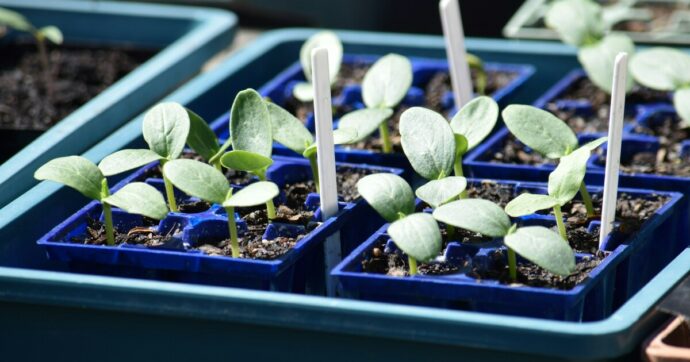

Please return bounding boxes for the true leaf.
[267,102,314,154]
[142,102,191,160]
[548,147,592,205]
[504,226,576,276]
[223,181,279,208]
[433,199,512,238]
[362,54,413,109]
[415,177,467,209]
[220,150,273,173]
[450,96,499,150]
[674,88,690,126]
[578,33,635,94]
[630,47,690,91]
[299,31,342,84]
[357,173,415,222]
[39,26,63,44]
[103,182,168,220]
[400,107,455,180]
[387,213,442,263]
[163,159,229,205]
[34,156,104,201]
[230,89,272,158]
[505,193,559,217]
[98,149,162,177]
[186,108,220,162]
[0,7,31,31]
[503,105,578,158]
[545,0,605,47]
[337,108,394,142]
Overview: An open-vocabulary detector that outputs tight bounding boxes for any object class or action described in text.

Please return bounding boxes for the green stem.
[507,248,517,282]
[224,206,240,257]
[266,199,277,221]
[160,160,178,212]
[209,139,232,165]
[579,182,596,218]
[446,224,456,240]
[213,159,222,171]
[100,179,114,246]
[34,36,53,98]
[255,168,267,182]
[307,152,320,191]
[379,122,393,154]
[408,256,418,276]
[553,204,568,241]
[454,154,464,177]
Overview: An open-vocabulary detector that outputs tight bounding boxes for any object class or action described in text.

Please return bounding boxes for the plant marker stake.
[599,52,628,250]
[439,0,473,108]
[311,47,341,297]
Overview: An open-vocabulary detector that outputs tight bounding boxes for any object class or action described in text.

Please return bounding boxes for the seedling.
[630,47,690,126]
[433,198,576,281]
[292,31,343,102]
[34,156,168,246]
[164,159,279,258]
[357,173,439,275]
[503,104,606,218]
[545,0,634,93]
[97,102,192,212]
[0,7,63,94]
[338,53,413,153]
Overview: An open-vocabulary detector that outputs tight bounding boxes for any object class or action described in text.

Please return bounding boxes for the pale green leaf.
[362,53,413,109]
[299,31,342,83]
[450,96,499,150]
[103,182,168,220]
[454,133,468,158]
[220,150,273,173]
[545,0,605,47]
[357,173,415,222]
[505,193,559,217]
[34,156,104,201]
[433,199,512,238]
[503,105,578,159]
[223,181,279,208]
[579,136,607,152]
[163,159,229,205]
[333,127,358,145]
[388,213,442,263]
[337,108,393,142]
[98,149,162,177]
[142,102,191,160]
[415,177,467,209]
[293,82,314,102]
[674,88,690,127]
[548,146,591,205]
[267,102,314,154]
[578,33,635,94]
[504,226,576,276]
[0,7,31,31]
[400,107,455,180]
[39,25,63,44]
[230,89,273,158]
[630,47,690,91]
[186,108,219,162]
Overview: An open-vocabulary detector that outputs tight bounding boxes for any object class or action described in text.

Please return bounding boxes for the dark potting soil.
[490,134,557,166]
[196,223,306,260]
[361,240,464,277]
[423,70,517,113]
[0,42,153,131]
[74,217,177,247]
[177,200,211,214]
[466,180,516,207]
[283,166,376,203]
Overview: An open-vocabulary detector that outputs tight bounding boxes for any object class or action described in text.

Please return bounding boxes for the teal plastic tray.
[0,29,680,361]
[0,0,237,208]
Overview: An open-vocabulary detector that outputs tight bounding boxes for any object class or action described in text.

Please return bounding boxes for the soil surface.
[424,70,517,113]
[466,180,516,207]
[0,42,153,131]
[490,134,558,166]
[197,224,305,260]
[177,200,211,214]
[74,218,176,247]
[284,166,376,203]
[361,240,464,277]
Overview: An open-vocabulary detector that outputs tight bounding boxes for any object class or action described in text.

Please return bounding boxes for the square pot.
[644,315,690,362]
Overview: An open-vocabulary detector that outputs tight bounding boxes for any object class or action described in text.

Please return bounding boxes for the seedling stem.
[160,160,178,212]
[553,204,567,241]
[507,248,517,281]
[579,182,596,217]
[100,179,115,246]
[224,206,240,257]
[408,257,418,276]
[379,122,393,153]
[307,152,320,191]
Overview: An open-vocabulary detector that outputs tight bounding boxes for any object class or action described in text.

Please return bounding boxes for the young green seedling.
[338,53,413,153]
[357,173,440,275]
[630,47,690,127]
[164,159,279,258]
[97,102,191,212]
[545,0,634,94]
[503,104,606,218]
[292,31,343,102]
[34,156,168,246]
[0,7,63,93]
[433,199,576,281]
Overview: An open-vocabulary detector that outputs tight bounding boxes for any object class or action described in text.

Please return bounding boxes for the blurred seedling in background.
[293,31,343,102]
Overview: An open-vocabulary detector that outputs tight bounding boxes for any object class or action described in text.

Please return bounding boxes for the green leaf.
[0,7,32,31]
[578,34,635,94]
[503,105,578,159]
[142,102,191,160]
[267,102,314,154]
[223,181,279,208]
[39,25,63,44]
[545,0,605,47]
[548,146,592,205]
[674,88,690,127]
[220,150,273,173]
[186,108,219,162]
[292,82,314,102]
[388,213,442,263]
[579,136,607,152]
[630,47,690,91]
[34,156,104,201]
[98,149,162,177]
[504,226,576,276]
[467,54,487,95]
[415,177,467,209]
[333,127,358,145]
[450,96,499,150]
[362,53,413,109]
[433,199,512,238]
[230,89,273,158]
[337,108,394,142]
[505,193,559,217]
[299,31,343,83]
[163,159,229,205]
[357,173,415,222]
[454,133,468,158]
[400,107,456,180]
[103,182,168,220]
